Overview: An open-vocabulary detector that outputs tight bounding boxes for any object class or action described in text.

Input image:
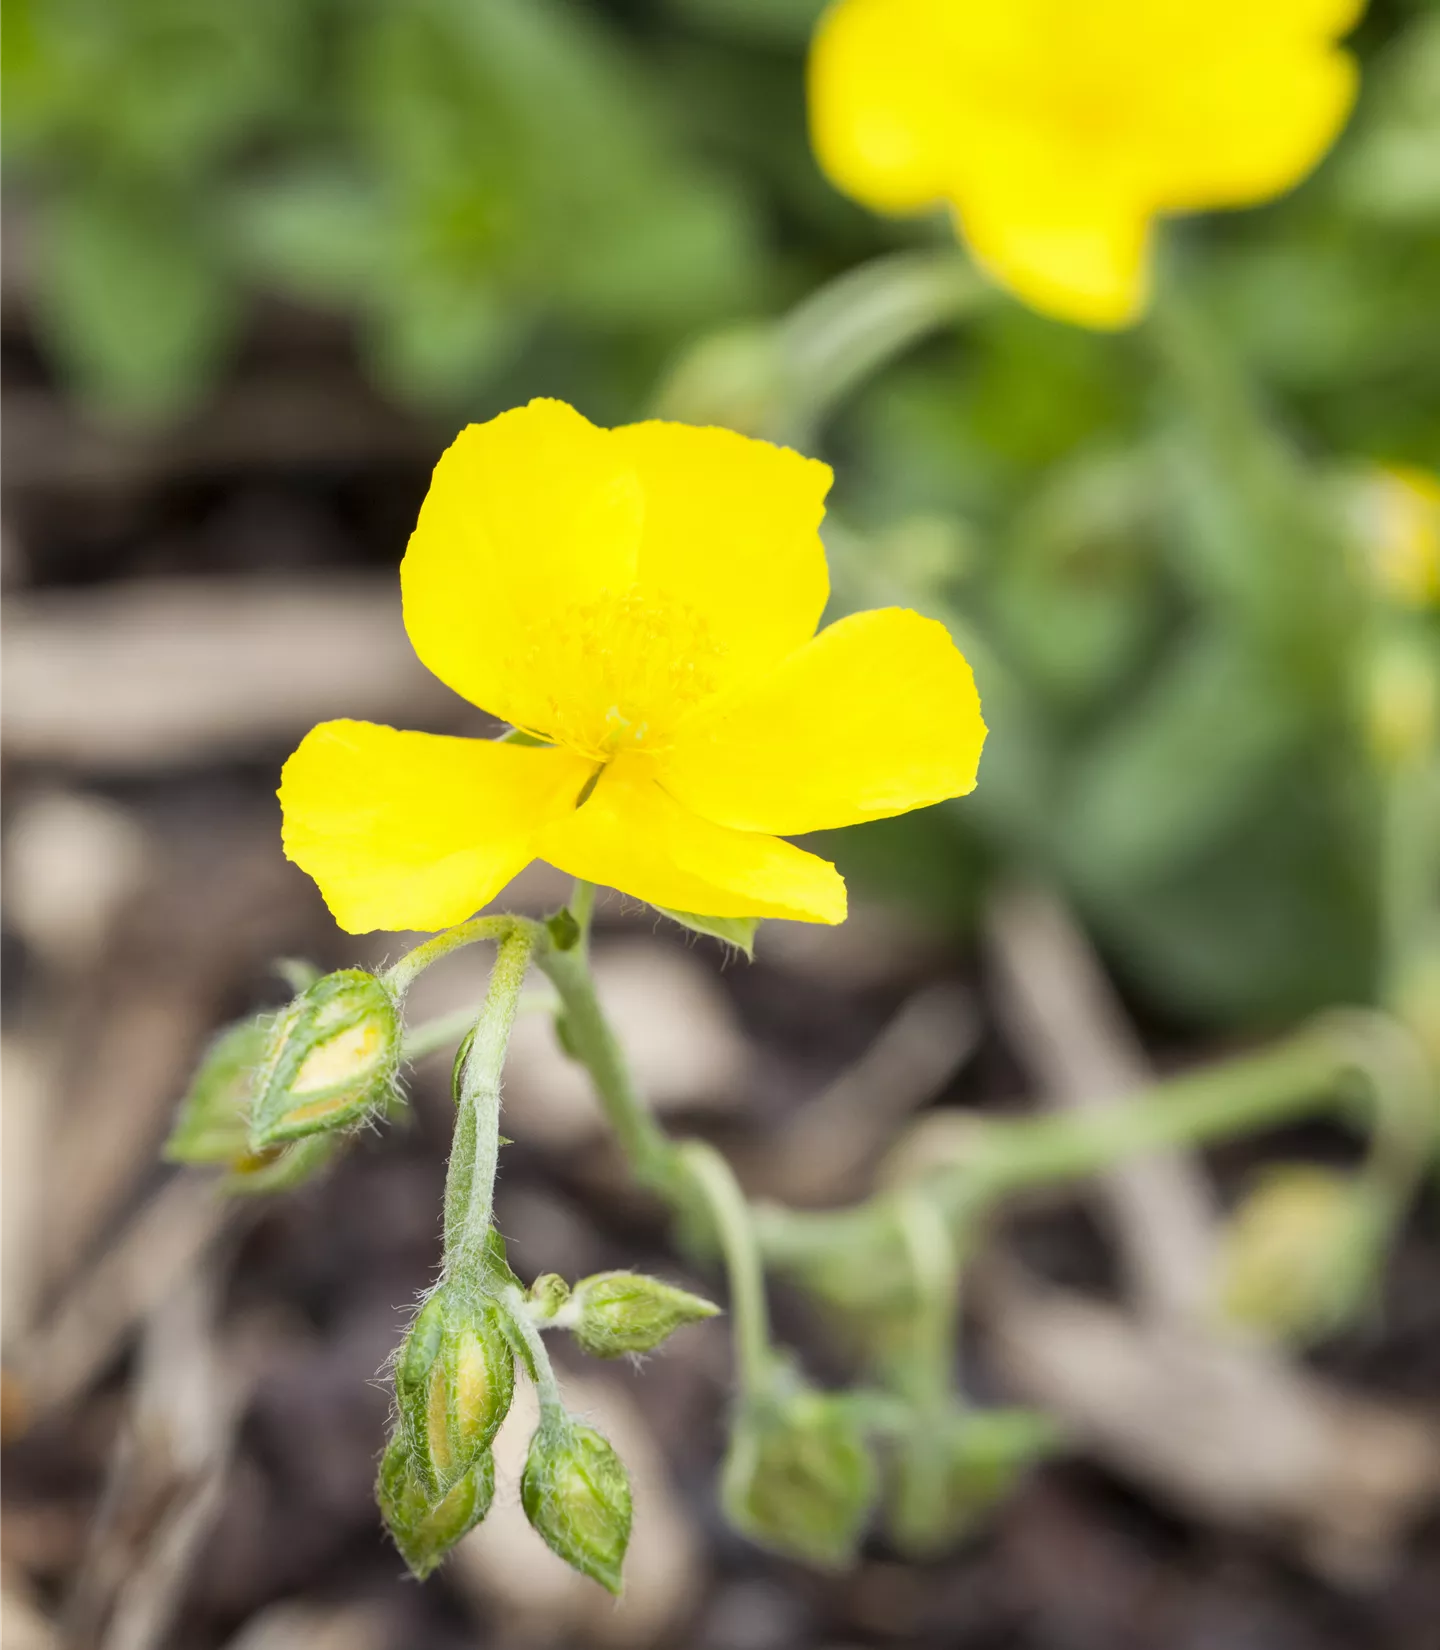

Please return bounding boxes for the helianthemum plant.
[168,399,991,1588]
[164,398,1432,1590]
[808,0,1365,327]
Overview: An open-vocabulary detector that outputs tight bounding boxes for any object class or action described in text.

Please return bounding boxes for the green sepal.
[546,908,583,951]
[378,1432,495,1580]
[450,1027,476,1106]
[163,1014,273,1164]
[521,1413,633,1595]
[721,1387,877,1568]
[249,968,400,1150]
[395,1289,516,1494]
[567,1271,720,1358]
[653,907,758,958]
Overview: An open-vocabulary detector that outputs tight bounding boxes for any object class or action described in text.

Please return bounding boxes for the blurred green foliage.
[4,0,1437,1030]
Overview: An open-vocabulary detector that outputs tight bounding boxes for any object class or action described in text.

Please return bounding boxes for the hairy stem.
[385,914,514,996]
[441,923,535,1285]
[501,1283,565,1420]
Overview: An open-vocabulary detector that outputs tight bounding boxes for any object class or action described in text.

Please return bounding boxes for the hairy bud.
[378,1432,494,1580]
[566,1271,719,1358]
[250,969,399,1149]
[164,1014,272,1164]
[722,1389,876,1567]
[527,1273,571,1321]
[521,1414,633,1594]
[395,1290,515,1493]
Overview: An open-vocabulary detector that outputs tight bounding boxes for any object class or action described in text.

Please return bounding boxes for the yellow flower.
[280,399,986,933]
[1351,464,1440,610]
[808,0,1364,328]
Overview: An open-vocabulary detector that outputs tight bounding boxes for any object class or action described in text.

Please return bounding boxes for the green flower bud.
[527,1273,571,1321]
[250,969,399,1149]
[378,1432,494,1580]
[395,1291,515,1493]
[722,1389,876,1568]
[889,1408,1060,1555]
[1214,1165,1385,1342]
[164,1014,272,1164]
[565,1272,719,1358]
[521,1414,633,1595]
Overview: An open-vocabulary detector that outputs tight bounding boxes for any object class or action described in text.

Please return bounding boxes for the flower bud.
[527,1273,571,1321]
[889,1407,1059,1555]
[722,1389,876,1568]
[565,1271,719,1358]
[250,969,399,1149]
[378,1432,494,1580]
[1214,1165,1383,1342]
[164,1014,272,1164]
[395,1290,515,1493]
[521,1414,632,1594]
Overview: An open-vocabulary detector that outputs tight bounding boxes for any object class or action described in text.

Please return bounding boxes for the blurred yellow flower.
[808,0,1364,328]
[280,399,986,933]
[1352,464,1440,609]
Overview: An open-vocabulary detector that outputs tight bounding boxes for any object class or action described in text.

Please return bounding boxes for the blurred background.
[2,1,1438,1647]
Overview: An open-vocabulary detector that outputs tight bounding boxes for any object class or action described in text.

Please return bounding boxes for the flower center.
[501,586,727,762]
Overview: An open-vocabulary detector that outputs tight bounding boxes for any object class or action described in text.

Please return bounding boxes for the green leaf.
[34,184,236,420]
[653,907,758,957]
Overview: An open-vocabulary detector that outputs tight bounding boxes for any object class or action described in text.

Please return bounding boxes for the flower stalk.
[441,921,535,1287]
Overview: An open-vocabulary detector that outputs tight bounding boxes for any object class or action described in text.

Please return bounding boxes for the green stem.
[680,1141,773,1397]
[771,250,988,447]
[570,879,597,947]
[385,915,514,996]
[752,1020,1378,1292]
[896,1193,960,1411]
[534,940,676,1187]
[501,1282,565,1420]
[441,924,535,1284]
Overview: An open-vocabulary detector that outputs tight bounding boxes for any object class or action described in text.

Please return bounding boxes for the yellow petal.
[809,0,954,213]
[401,399,643,732]
[658,607,986,835]
[956,173,1153,330]
[1147,46,1358,212]
[610,421,832,702]
[280,720,592,934]
[537,755,847,925]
